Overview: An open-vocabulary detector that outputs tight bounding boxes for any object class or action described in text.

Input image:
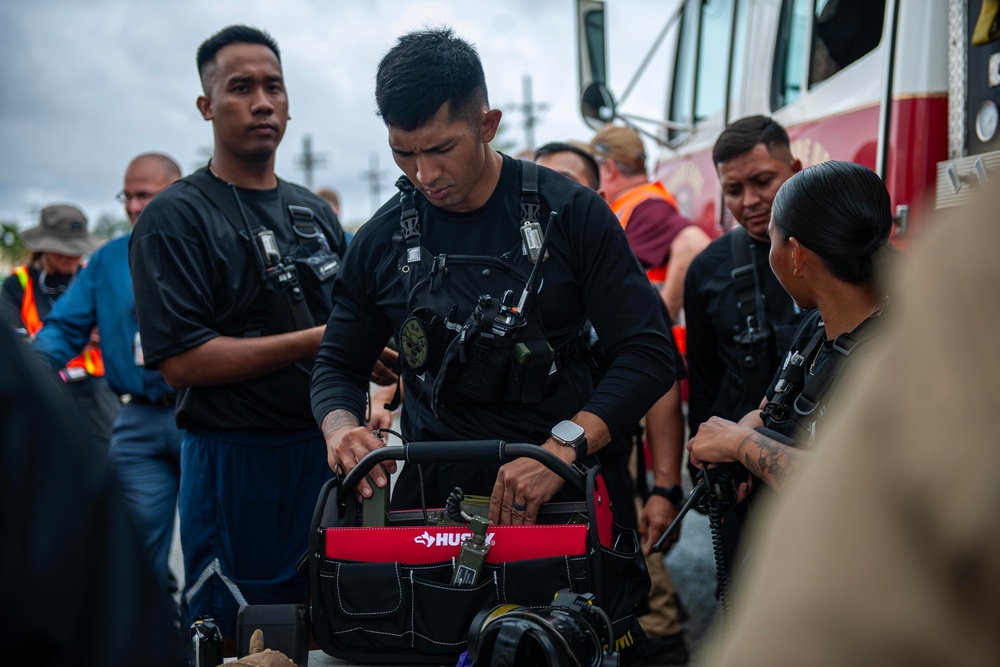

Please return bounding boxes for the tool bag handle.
[340,440,587,496]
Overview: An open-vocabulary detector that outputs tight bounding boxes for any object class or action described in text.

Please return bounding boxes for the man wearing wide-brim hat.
[1,203,121,449]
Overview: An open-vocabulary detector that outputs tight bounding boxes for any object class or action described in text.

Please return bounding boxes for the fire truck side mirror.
[581,82,617,130]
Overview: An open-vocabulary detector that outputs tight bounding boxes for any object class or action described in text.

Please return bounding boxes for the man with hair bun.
[688,160,894,486]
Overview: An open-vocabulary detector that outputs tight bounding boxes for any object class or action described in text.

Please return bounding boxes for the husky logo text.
[414,530,496,548]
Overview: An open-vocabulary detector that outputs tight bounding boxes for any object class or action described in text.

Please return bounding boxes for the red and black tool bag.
[308,440,650,665]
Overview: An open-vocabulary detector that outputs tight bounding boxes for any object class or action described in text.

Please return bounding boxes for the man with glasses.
[33,152,184,601]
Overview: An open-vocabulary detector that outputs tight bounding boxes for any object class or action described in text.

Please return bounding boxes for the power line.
[296,135,328,190]
[507,74,549,151]
[360,152,386,213]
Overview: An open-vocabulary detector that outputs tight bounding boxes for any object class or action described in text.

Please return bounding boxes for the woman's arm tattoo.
[741,432,800,490]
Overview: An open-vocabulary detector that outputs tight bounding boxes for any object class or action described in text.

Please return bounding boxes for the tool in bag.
[308,439,651,665]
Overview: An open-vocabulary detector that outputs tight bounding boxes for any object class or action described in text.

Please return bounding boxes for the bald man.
[34,153,185,597]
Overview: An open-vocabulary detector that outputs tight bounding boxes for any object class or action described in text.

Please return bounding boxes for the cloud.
[1,0,673,228]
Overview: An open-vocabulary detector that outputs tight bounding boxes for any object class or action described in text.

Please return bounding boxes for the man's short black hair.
[535,142,601,190]
[375,28,489,131]
[197,25,280,91]
[712,115,791,166]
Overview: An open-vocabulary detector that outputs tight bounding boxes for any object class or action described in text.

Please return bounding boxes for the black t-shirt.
[684,229,806,437]
[311,155,676,446]
[129,169,347,431]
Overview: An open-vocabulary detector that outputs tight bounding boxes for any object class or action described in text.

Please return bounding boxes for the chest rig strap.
[762,313,882,440]
[392,161,542,294]
[520,159,540,224]
[730,226,776,404]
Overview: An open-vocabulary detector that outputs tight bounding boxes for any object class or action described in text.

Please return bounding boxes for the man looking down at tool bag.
[129,25,392,646]
[687,161,894,494]
[310,28,676,527]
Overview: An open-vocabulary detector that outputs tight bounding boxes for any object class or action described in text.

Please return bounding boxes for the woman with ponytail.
[687,161,894,492]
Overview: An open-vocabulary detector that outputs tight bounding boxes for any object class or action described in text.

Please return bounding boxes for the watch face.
[552,420,585,444]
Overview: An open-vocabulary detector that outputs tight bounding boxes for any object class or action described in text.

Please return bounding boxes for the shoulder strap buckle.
[520,159,540,223]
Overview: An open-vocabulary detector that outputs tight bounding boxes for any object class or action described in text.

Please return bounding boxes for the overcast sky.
[0,0,676,230]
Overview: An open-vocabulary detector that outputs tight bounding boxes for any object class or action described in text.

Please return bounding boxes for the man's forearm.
[159,325,324,388]
[321,408,362,440]
[645,382,685,486]
[737,430,803,491]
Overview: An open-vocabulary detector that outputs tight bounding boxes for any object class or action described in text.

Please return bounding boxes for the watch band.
[650,485,684,506]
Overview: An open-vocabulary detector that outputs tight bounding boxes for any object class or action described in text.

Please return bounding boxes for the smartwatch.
[650,485,684,507]
[550,420,587,461]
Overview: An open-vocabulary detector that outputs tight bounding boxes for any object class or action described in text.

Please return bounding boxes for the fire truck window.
[669,0,700,141]
[810,0,885,87]
[693,0,735,122]
[771,0,811,111]
[670,0,744,140]
[729,0,750,108]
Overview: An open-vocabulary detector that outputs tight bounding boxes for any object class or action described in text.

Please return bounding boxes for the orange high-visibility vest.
[609,181,680,284]
[13,265,105,377]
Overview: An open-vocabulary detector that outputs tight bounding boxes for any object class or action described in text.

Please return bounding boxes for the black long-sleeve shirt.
[312,155,675,446]
[684,230,805,437]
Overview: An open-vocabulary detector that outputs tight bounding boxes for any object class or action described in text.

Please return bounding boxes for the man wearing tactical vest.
[676,117,807,574]
[683,117,806,460]
[311,28,675,535]
[1,203,120,448]
[128,25,387,650]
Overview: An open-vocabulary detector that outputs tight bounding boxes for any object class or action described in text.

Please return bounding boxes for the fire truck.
[575,0,1000,239]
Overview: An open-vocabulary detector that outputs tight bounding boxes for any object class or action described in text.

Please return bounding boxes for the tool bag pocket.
[307,441,649,665]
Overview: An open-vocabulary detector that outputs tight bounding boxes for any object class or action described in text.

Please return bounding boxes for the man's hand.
[488,441,571,526]
[687,416,754,469]
[321,409,396,499]
[641,494,681,554]
[369,346,399,386]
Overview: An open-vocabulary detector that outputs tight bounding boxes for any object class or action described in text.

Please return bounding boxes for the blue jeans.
[108,401,183,591]
[179,427,334,639]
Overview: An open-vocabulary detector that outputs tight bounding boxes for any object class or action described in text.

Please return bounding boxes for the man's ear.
[196,95,213,121]
[480,108,502,144]
[790,158,803,174]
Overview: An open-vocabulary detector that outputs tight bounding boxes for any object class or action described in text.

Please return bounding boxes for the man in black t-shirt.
[684,116,806,446]
[310,28,675,528]
[128,25,382,645]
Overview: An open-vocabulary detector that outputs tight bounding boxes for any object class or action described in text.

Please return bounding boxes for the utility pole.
[517,74,549,152]
[360,152,386,214]
[296,135,327,190]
